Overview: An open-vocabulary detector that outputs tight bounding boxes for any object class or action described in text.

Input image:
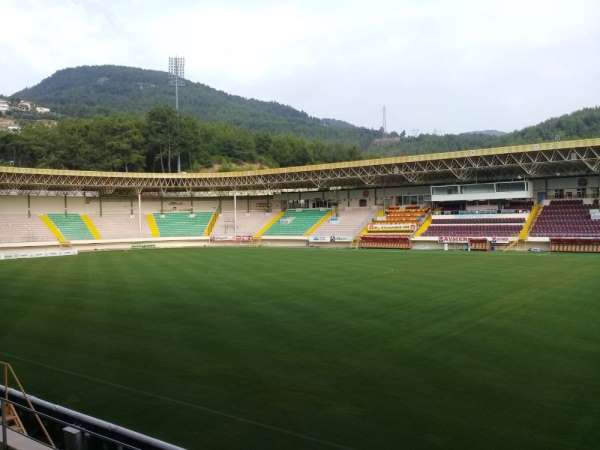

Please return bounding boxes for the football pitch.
[0,248,598,450]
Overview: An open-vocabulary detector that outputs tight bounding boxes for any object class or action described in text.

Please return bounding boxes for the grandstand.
[0,138,599,252]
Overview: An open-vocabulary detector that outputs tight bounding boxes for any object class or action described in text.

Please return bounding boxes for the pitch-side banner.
[0,249,78,260]
[437,236,511,244]
[211,235,253,242]
[309,236,353,243]
[368,223,416,232]
[438,236,469,243]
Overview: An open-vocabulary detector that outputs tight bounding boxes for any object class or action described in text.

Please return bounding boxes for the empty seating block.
[213,211,277,237]
[550,238,600,252]
[153,212,213,237]
[311,208,375,239]
[0,215,57,243]
[423,224,522,237]
[47,213,94,240]
[359,235,411,249]
[432,217,525,224]
[366,206,430,234]
[423,214,526,238]
[469,238,491,251]
[91,215,151,239]
[530,200,600,238]
[382,206,430,224]
[264,209,329,236]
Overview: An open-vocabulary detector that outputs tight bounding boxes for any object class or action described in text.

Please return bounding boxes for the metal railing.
[1,361,186,450]
[1,396,141,450]
[1,361,55,448]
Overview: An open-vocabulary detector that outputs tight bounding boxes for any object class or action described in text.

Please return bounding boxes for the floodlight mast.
[168,56,185,173]
[168,56,185,112]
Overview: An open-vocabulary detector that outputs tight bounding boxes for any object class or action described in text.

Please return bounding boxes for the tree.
[144,106,179,172]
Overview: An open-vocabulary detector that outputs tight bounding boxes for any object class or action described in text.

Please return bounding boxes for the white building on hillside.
[36,106,50,114]
[16,101,32,111]
[0,100,9,114]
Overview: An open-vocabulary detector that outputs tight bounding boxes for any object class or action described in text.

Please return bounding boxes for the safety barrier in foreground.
[1,361,186,450]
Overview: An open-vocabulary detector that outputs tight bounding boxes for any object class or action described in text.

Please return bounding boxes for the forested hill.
[370,107,600,155]
[9,65,600,160]
[11,65,380,146]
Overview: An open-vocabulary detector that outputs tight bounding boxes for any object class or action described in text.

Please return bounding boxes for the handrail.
[1,386,185,450]
[0,396,140,450]
[1,361,55,448]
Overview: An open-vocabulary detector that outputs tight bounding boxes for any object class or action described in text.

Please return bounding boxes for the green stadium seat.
[153,212,213,237]
[47,213,94,240]
[264,209,329,236]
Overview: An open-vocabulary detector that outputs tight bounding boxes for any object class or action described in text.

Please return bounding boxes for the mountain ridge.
[8,64,600,159]
[11,65,380,147]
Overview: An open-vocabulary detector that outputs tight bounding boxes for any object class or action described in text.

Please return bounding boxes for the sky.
[1,0,600,134]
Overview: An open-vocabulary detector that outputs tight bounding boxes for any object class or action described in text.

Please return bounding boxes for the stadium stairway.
[40,215,67,244]
[146,214,160,237]
[414,213,432,237]
[204,212,219,236]
[358,209,384,237]
[149,212,214,237]
[310,208,375,240]
[90,214,151,239]
[262,209,331,236]
[45,213,95,240]
[304,210,333,235]
[518,203,541,240]
[503,209,536,251]
[81,214,102,239]
[213,211,278,238]
[254,211,286,238]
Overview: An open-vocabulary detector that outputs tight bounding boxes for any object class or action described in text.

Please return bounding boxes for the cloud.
[1,0,600,133]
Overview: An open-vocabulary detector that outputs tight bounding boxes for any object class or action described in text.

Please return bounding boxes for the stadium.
[0,137,599,449]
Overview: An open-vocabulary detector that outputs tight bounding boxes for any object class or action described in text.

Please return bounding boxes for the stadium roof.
[1,138,600,193]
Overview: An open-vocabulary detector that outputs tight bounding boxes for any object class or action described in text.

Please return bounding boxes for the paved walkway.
[0,428,51,450]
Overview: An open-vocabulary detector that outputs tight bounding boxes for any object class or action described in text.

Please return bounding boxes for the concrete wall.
[0,195,28,214]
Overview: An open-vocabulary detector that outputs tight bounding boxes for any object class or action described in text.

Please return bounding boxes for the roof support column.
[137,191,142,234]
[233,190,237,239]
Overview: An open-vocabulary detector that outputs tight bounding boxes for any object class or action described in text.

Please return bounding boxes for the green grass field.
[0,248,599,450]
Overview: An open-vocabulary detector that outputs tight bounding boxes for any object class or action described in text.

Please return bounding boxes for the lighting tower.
[168,56,185,111]
[168,56,185,172]
[382,105,387,135]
